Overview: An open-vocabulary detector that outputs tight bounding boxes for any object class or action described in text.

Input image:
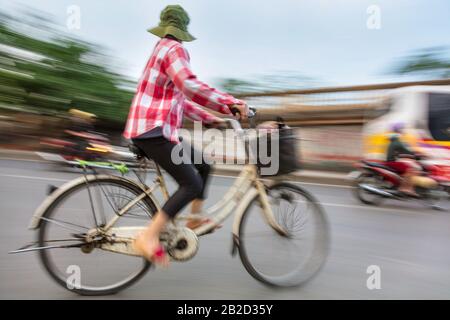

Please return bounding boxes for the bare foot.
[133,233,169,268]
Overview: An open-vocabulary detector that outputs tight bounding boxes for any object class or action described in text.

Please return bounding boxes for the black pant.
[132,136,211,218]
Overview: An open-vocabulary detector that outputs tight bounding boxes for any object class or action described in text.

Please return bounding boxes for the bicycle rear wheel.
[238,182,329,287]
[38,175,157,296]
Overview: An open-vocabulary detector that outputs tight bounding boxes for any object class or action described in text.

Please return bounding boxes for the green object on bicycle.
[76,160,129,175]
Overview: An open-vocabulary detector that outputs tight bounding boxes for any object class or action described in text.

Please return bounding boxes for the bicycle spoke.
[119,213,150,221]
[38,177,155,294]
[42,238,85,243]
[40,216,89,232]
[277,195,310,235]
[117,182,127,209]
[94,186,107,226]
[97,182,121,215]
[239,184,328,286]
[126,202,152,217]
[10,243,84,254]
[110,184,123,210]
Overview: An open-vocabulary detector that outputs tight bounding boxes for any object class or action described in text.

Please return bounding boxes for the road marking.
[0,173,67,182]
[211,173,352,188]
[320,201,439,215]
[0,157,50,163]
[1,157,353,188]
[286,181,351,189]
[321,201,398,213]
[368,255,428,270]
[0,173,438,215]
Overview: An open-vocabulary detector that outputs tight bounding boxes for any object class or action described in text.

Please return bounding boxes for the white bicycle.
[12,115,329,295]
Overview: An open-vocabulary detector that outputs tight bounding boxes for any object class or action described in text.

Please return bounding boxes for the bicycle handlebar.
[247,106,256,118]
[229,105,256,119]
[225,105,256,134]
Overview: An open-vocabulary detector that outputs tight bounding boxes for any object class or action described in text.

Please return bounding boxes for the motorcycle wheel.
[354,172,384,206]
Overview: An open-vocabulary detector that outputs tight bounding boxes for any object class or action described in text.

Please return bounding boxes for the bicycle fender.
[28,175,156,230]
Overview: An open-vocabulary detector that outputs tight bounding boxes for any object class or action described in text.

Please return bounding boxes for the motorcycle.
[420,159,450,199]
[351,155,449,210]
[39,131,112,162]
[38,132,138,168]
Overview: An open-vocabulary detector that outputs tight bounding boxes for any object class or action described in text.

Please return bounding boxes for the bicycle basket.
[250,121,301,176]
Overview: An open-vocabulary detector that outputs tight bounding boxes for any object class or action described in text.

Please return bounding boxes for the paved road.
[0,159,449,299]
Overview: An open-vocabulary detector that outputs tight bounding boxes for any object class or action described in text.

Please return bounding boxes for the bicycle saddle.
[128,143,146,160]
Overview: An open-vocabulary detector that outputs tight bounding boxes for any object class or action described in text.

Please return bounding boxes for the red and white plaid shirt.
[123,38,244,142]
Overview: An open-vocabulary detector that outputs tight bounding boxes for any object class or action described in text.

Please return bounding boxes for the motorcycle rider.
[64,109,110,160]
[385,123,421,196]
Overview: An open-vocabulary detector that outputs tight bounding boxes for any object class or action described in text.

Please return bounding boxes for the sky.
[1,0,449,87]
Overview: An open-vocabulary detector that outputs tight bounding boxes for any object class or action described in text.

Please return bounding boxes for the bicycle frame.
[14,111,329,293]
[125,162,287,238]
[28,118,286,252]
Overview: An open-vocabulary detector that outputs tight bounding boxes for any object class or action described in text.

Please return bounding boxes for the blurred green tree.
[390,47,450,79]
[0,11,134,122]
[219,72,322,95]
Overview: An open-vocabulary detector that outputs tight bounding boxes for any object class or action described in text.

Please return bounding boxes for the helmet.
[391,122,405,134]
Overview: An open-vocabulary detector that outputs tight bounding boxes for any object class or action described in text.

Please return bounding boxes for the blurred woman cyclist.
[123,5,248,266]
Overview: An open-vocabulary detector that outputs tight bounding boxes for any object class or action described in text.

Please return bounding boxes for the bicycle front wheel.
[38,175,157,296]
[238,182,329,287]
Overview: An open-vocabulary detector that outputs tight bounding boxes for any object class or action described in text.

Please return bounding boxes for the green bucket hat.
[148,5,196,42]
